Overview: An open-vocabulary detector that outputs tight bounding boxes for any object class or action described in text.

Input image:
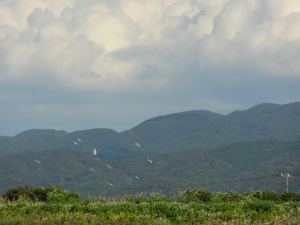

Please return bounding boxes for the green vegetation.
[210,139,300,171]
[1,139,300,197]
[3,185,81,203]
[1,186,300,224]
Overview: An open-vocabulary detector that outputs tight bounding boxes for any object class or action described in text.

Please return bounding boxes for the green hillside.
[210,139,300,171]
[227,102,300,140]
[1,101,299,158]
[0,148,135,197]
[1,140,299,198]
[124,101,300,151]
[14,129,68,138]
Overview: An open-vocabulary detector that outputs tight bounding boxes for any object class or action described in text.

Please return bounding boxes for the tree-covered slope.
[0,148,135,197]
[1,140,299,197]
[210,139,300,171]
[227,102,300,140]
[123,101,300,150]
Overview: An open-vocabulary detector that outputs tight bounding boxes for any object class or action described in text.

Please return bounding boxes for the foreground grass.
[1,200,300,224]
[1,188,300,224]
[1,209,300,224]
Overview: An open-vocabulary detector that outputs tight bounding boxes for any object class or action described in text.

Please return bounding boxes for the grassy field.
[1,187,300,224]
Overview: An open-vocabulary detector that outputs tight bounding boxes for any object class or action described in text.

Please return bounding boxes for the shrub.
[262,190,280,201]
[45,186,81,204]
[184,189,211,202]
[149,193,172,202]
[280,191,300,202]
[219,191,243,202]
[243,200,276,213]
[2,185,34,201]
[2,185,81,203]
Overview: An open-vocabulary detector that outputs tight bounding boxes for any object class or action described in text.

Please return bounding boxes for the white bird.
[147,159,152,163]
[106,165,112,169]
[34,160,40,164]
[73,142,78,145]
[107,183,113,186]
[134,142,141,147]
[94,157,100,161]
[134,176,139,180]
[78,139,83,142]
[90,168,95,172]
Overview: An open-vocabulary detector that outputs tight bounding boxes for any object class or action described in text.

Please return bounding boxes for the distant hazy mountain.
[1,139,299,197]
[0,101,299,158]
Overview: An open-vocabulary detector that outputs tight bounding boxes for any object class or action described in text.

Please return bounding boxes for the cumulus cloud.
[0,0,300,135]
[1,0,300,91]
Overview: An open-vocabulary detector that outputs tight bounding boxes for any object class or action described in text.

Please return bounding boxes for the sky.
[0,0,300,136]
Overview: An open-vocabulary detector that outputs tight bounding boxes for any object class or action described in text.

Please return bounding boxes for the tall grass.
[1,187,300,224]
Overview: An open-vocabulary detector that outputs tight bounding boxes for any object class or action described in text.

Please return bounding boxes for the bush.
[2,185,34,201]
[45,186,81,204]
[184,189,211,202]
[280,191,300,202]
[149,193,172,203]
[243,200,276,213]
[219,191,243,202]
[262,190,280,201]
[2,185,81,203]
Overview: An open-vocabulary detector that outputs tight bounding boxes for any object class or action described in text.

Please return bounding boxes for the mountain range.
[0,101,300,197]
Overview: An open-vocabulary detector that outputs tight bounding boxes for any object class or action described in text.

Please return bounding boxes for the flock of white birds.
[34,140,153,187]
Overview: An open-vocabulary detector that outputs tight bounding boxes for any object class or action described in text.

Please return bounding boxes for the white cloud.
[1,0,300,93]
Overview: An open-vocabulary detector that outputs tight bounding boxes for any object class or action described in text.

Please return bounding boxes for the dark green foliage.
[213,191,244,202]
[183,189,299,203]
[1,140,300,198]
[2,185,81,203]
[148,193,173,203]
[280,191,300,202]
[45,186,81,204]
[243,200,276,213]
[260,190,280,201]
[2,185,33,201]
[210,139,300,171]
[184,189,211,202]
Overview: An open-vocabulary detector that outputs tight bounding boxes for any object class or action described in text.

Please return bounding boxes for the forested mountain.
[14,129,68,138]
[0,101,300,158]
[1,140,299,197]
